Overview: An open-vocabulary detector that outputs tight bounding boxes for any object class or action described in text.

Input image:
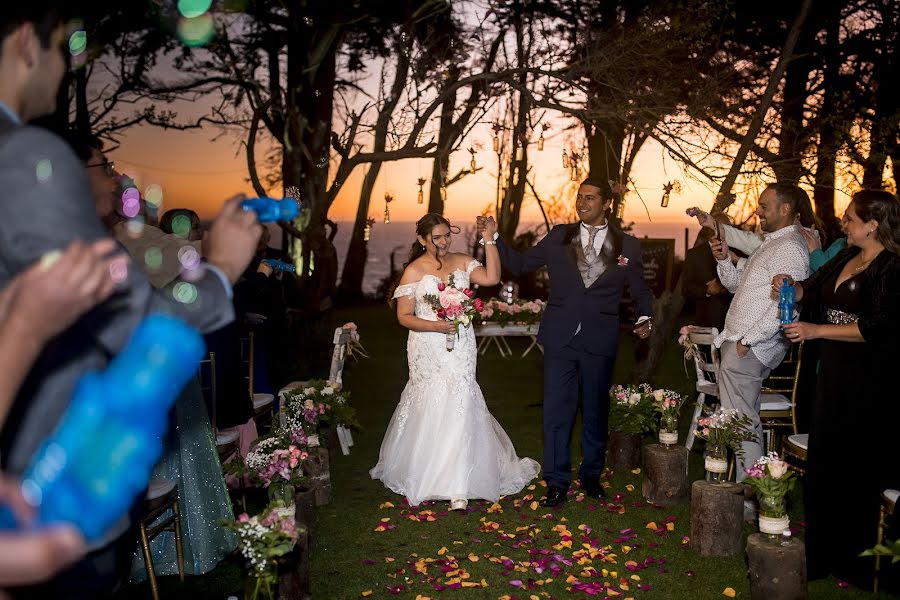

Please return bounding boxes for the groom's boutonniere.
[617,255,629,267]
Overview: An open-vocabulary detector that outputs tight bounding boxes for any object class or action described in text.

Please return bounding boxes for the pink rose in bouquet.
[422,273,485,351]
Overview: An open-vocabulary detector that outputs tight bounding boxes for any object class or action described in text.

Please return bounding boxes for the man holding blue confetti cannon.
[0,3,270,596]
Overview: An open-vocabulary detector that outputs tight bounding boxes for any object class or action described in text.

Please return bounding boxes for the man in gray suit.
[0,4,263,596]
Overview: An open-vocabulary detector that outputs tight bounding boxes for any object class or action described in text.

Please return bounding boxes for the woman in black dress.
[774,189,900,587]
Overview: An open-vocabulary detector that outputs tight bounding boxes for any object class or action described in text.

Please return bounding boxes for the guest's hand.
[709,238,729,260]
[0,474,86,586]
[705,279,725,296]
[206,195,264,283]
[475,216,486,235]
[686,207,713,229]
[633,318,651,339]
[800,226,821,252]
[736,341,750,358]
[770,274,795,300]
[0,239,119,345]
[782,321,818,342]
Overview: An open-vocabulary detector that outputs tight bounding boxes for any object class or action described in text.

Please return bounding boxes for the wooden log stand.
[746,533,807,600]
[690,480,744,556]
[277,529,312,600]
[305,447,332,506]
[293,486,316,544]
[642,443,689,505]
[608,432,642,471]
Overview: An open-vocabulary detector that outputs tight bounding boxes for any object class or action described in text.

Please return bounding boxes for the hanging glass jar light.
[537,131,545,151]
[469,147,477,173]
[363,216,375,241]
[562,149,569,168]
[492,123,503,152]
[417,177,426,204]
[383,192,393,224]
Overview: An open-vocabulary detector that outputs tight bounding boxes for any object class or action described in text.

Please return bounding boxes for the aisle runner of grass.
[312,306,880,600]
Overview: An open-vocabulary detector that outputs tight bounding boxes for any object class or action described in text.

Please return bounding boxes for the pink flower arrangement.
[245,437,308,488]
[479,298,546,326]
[422,273,485,332]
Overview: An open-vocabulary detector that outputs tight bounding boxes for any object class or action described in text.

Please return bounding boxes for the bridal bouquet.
[422,273,485,351]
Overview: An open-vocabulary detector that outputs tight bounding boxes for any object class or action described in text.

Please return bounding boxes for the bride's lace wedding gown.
[370,260,540,506]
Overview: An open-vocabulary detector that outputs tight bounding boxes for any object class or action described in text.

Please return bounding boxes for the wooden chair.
[781,433,807,475]
[759,342,803,452]
[279,325,357,398]
[138,479,185,600]
[198,352,239,463]
[875,489,899,594]
[684,327,721,451]
[241,333,275,429]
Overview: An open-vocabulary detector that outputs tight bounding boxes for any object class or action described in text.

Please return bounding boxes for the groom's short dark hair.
[0,3,70,51]
[579,177,610,200]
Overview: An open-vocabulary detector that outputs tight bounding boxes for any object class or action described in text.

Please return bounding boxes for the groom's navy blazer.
[498,223,653,357]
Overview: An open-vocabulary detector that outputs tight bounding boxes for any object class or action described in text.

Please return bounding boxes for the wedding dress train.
[370,260,539,506]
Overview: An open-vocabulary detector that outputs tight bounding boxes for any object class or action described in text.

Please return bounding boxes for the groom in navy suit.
[482,178,653,507]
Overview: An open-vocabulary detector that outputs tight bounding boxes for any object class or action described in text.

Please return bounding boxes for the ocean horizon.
[325,220,701,296]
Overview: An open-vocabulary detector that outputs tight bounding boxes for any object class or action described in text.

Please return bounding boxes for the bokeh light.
[177,0,212,18]
[173,281,199,304]
[121,187,141,218]
[171,214,192,238]
[144,247,163,270]
[68,30,87,56]
[177,14,215,47]
[109,256,129,283]
[144,184,164,209]
[125,218,145,238]
[177,246,201,270]
[35,159,52,182]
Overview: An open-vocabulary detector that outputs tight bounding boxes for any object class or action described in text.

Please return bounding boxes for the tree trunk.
[690,480,745,556]
[746,533,807,600]
[812,5,843,244]
[337,163,378,302]
[304,447,332,506]
[427,75,458,214]
[775,22,816,183]
[642,443,689,505]
[607,432,642,471]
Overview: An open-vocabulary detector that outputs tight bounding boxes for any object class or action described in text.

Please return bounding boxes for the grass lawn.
[121,304,893,599]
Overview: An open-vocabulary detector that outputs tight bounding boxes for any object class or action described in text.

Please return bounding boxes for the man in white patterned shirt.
[712,183,810,481]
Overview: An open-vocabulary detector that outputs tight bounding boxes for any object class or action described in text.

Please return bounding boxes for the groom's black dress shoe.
[581,477,606,499]
[539,487,567,507]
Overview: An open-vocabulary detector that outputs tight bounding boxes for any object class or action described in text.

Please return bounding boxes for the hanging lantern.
[469,147,477,173]
[384,192,393,224]
[492,123,503,152]
[537,132,545,151]
[615,199,625,220]
[363,216,375,241]
[417,177,426,204]
[515,146,523,161]
[571,165,579,181]
[562,150,569,168]
[660,180,681,208]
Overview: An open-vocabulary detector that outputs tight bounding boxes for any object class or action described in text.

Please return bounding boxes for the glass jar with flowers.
[652,388,684,447]
[743,452,797,540]
[694,408,757,483]
[220,506,301,600]
[244,435,308,508]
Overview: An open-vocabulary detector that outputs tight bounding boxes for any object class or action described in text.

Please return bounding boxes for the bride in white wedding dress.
[370,213,540,510]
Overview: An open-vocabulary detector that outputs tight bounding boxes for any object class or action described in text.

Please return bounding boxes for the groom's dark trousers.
[498,223,653,490]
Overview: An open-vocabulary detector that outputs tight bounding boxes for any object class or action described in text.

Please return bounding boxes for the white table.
[474,323,542,358]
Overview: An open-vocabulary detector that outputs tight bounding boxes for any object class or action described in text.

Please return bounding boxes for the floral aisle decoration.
[478,298,546,326]
[283,379,359,435]
[421,273,485,350]
[694,408,757,482]
[608,384,657,435]
[244,434,308,506]
[220,506,301,600]
[743,452,797,537]
[651,388,684,446]
[606,384,656,470]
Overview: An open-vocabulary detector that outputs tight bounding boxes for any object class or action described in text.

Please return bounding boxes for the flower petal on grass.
[722,587,736,597]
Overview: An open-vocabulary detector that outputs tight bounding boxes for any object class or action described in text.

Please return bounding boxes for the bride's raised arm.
[468,216,500,287]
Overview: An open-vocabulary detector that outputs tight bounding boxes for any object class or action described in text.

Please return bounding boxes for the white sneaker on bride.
[450,499,468,511]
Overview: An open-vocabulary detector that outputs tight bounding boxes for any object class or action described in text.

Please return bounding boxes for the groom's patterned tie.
[584,225,600,262]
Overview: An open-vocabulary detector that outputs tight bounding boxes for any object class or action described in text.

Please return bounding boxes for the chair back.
[198,352,217,430]
[328,327,356,391]
[687,326,720,392]
[761,341,803,431]
[239,333,255,396]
